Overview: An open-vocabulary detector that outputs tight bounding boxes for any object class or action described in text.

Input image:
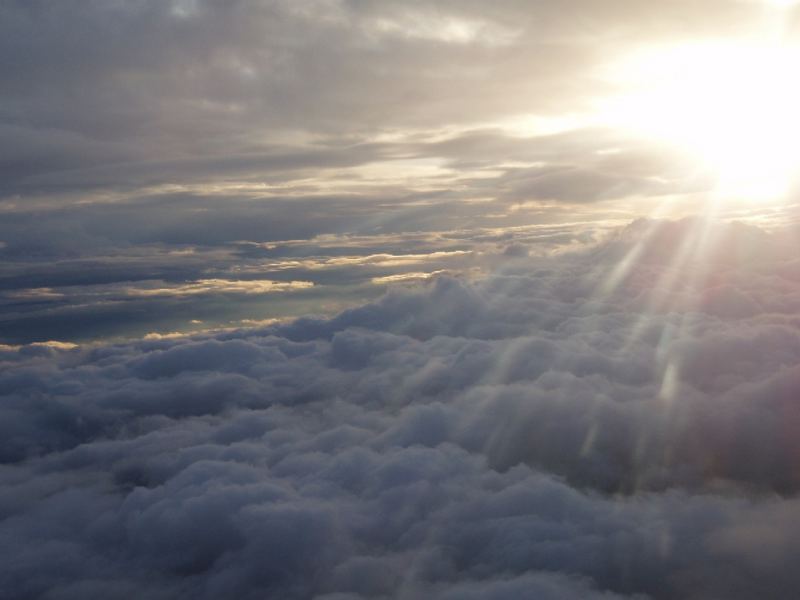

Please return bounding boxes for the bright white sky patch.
[599,41,800,203]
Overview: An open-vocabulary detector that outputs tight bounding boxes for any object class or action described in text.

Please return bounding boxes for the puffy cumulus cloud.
[3,218,800,599]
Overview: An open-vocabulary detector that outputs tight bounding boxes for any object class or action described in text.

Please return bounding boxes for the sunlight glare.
[602,42,800,202]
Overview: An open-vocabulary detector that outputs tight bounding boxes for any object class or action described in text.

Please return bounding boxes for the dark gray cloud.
[3,219,800,599]
[0,0,768,199]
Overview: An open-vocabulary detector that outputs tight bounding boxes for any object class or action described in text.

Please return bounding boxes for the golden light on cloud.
[601,41,800,203]
[125,278,314,297]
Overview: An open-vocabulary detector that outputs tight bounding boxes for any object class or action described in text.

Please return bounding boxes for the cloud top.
[3,218,800,599]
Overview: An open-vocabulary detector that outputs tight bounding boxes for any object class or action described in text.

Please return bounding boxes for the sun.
[601,40,800,203]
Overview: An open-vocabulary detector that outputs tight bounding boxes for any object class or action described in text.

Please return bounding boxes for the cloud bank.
[3,218,800,599]
[4,0,782,346]
[1,0,759,203]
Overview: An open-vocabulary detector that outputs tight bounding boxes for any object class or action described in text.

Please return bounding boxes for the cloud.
[0,196,603,344]
[123,278,314,297]
[3,218,800,598]
[0,0,761,200]
[4,2,800,597]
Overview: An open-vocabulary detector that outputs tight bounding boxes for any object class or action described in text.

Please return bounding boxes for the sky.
[3,1,800,599]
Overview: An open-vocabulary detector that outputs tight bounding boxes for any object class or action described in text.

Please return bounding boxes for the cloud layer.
[4,0,790,347]
[3,218,800,599]
[2,0,763,202]
[4,2,800,598]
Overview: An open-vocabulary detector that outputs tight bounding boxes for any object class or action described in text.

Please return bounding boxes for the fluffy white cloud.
[3,218,800,599]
